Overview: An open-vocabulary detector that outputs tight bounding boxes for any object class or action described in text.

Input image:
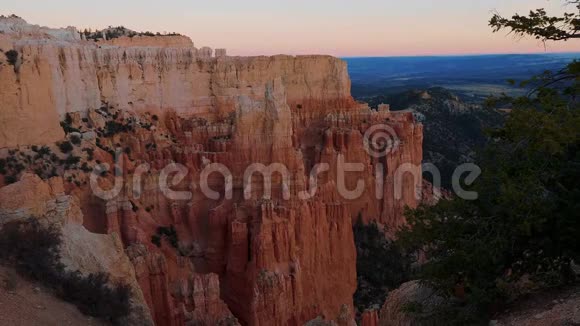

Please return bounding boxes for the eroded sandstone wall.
[0,19,351,148]
[0,18,424,326]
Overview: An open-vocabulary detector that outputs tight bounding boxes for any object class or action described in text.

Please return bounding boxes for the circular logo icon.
[363,124,400,158]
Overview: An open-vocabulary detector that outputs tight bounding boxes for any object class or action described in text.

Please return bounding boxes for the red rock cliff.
[0,18,424,326]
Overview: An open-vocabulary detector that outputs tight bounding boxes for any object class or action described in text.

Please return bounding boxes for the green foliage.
[58,141,74,154]
[82,147,94,161]
[398,58,580,326]
[64,113,73,125]
[0,219,62,282]
[353,216,412,313]
[156,225,179,249]
[64,155,81,167]
[70,134,81,145]
[397,4,580,322]
[60,115,80,134]
[489,1,579,42]
[1,147,60,181]
[4,49,18,66]
[1,153,25,183]
[38,146,51,156]
[82,26,181,41]
[104,120,133,137]
[0,219,131,324]
[80,162,92,173]
[59,271,131,322]
[0,14,21,19]
[151,234,161,247]
[151,225,184,255]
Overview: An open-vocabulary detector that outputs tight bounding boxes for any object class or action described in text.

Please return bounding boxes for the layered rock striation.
[0,17,352,148]
[0,18,424,326]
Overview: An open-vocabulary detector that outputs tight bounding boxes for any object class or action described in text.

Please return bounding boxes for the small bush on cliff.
[83,26,180,41]
[80,162,92,173]
[4,175,17,184]
[64,113,73,125]
[58,141,74,154]
[60,114,81,134]
[0,219,131,324]
[151,225,180,250]
[151,234,162,247]
[60,271,131,322]
[70,134,81,145]
[82,148,94,161]
[4,50,18,66]
[104,120,132,137]
[60,122,80,135]
[39,146,51,156]
[0,219,62,283]
[64,155,81,168]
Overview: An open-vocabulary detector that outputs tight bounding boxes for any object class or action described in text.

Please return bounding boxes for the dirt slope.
[0,266,106,326]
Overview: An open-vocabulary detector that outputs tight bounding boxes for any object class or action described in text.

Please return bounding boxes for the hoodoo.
[0,17,423,325]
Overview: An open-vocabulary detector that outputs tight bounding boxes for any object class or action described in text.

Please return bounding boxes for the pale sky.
[2,0,579,56]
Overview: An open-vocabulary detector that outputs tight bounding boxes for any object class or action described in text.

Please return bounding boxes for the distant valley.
[343,54,580,188]
[345,53,579,102]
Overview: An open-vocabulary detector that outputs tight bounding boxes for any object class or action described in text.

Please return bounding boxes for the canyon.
[0,17,424,325]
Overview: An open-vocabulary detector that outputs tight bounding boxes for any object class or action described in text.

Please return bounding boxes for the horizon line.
[340,51,580,59]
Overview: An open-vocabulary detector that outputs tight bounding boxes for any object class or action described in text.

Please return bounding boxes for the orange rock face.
[361,310,380,326]
[0,18,424,326]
